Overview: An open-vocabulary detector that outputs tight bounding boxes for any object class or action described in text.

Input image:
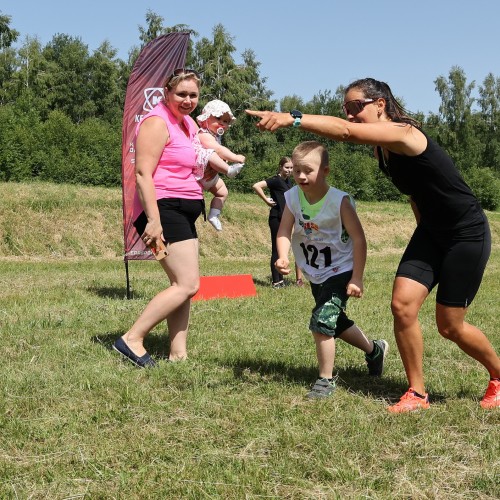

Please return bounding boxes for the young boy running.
[276,141,388,398]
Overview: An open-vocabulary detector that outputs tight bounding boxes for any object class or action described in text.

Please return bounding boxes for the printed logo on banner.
[135,88,165,123]
[143,87,164,111]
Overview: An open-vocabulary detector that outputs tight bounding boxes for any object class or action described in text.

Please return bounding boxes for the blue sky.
[4,0,500,115]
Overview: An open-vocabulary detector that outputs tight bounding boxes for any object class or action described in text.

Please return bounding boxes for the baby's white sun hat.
[197,100,236,123]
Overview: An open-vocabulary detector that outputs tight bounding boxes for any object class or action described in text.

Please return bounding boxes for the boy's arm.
[275,205,294,275]
[199,132,245,163]
[340,196,367,298]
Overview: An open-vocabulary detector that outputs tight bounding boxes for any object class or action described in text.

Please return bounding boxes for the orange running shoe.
[480,379,500,409]
[388,388,430,413]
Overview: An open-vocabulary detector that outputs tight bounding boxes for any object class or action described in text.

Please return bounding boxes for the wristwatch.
[290,109,302,127]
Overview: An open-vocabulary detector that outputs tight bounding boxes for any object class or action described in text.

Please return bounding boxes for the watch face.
[290,109,302,119]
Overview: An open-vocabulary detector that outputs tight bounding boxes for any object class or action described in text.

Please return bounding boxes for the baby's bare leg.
[209,179,228,211]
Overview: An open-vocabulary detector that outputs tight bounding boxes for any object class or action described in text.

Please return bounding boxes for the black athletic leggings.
[397,216,491,307]
[269,215,282,283]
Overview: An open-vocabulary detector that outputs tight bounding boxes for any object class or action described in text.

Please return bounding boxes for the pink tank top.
[133,102,203,220]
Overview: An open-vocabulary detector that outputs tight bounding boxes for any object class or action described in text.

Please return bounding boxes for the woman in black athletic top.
[253,156,304,288]
[246,78,500,412]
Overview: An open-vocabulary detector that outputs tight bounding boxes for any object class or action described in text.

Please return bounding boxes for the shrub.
[0,106,41,181]
[465,167,500,211]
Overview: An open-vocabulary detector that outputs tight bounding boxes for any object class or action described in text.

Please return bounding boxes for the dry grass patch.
[1,182,498,262]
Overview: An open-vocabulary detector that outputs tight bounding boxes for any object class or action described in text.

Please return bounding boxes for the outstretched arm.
[245,110,426,155]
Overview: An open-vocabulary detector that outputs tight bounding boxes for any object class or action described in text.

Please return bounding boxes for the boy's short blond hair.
[292,141,329,168]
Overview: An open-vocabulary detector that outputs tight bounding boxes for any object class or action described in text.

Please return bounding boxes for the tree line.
[1,10,499,209]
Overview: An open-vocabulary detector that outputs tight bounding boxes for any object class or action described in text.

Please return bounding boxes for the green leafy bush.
[465,167,500,211]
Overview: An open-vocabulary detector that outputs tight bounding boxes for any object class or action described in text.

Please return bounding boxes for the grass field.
[0,182,499,499]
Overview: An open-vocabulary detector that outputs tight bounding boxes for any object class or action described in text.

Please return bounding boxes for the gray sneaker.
[306,376,338,399]
[365,339,389,376]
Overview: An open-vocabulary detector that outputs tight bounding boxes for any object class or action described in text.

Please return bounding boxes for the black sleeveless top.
[377,132,484,235]
[266,175,292,219]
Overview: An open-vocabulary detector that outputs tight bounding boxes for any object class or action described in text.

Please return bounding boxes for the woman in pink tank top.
[113,69,205,368]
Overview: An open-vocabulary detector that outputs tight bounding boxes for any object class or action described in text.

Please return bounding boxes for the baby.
[194,100,246,231]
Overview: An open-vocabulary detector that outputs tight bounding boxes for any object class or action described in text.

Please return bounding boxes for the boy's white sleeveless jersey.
[285,186,354,284]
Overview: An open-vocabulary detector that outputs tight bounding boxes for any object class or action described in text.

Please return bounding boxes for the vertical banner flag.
[122,33,190,262]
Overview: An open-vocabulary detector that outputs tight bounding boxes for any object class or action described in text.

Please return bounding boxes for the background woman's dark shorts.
[134,198,204,244]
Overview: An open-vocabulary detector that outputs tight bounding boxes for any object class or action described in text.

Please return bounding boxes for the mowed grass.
[0,182,499,499]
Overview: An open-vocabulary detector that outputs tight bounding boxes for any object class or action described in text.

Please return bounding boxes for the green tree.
[128,10,198,71]
[192,24,276,190]
[0,13,20,105]
[0,104,42,181]
[12,36,52,118]
[138,9,167,45]
[434,66,483,170]
[0,12,19,49]
[478,73,500,174]
[123,10,164,73]
[87,41,123,124]
[41,34,96,123]
[2,10,499,196]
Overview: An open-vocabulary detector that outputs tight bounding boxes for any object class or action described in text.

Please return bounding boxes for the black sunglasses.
[170,68,201,79]
[342,99,375,116]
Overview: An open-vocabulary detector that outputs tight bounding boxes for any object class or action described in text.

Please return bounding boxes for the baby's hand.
[275,258,290,275]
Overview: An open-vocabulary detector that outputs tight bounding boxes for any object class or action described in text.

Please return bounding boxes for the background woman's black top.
[265,175,292,219]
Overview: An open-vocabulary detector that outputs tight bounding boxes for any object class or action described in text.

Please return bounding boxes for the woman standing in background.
[253,157,304,288]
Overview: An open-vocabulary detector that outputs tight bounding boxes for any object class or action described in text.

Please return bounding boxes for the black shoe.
[365,340,388,376]
[112,337,156,368]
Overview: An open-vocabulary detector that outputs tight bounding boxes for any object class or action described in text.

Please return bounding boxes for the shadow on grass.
[88,280,302,299]
[253,277,306,289]
[87,285,148,300]
[225,357,449,403]
[253,277,271,288]
[90,334,448,404]
[226,358,400,397]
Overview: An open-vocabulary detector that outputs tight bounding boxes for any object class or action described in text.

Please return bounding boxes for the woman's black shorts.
[396,215,491,307]
[134,198,204,244]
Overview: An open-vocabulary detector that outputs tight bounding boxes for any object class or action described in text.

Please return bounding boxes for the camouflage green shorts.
[309,271,354,337]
